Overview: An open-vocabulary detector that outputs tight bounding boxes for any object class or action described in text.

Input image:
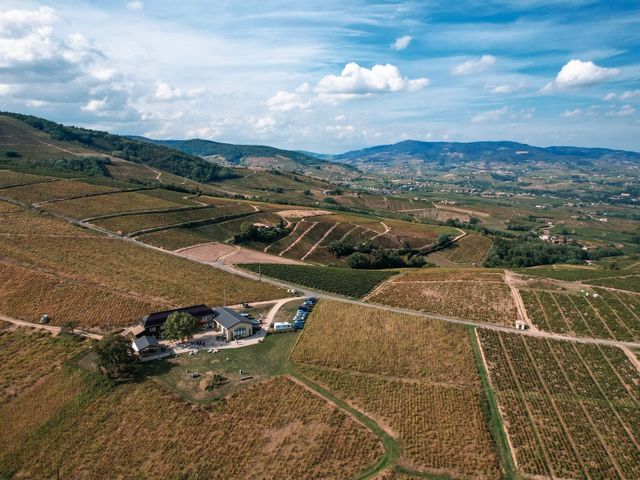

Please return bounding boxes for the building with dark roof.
[212,307,255,341]
[139,305,215,336]
[132,335,162,357]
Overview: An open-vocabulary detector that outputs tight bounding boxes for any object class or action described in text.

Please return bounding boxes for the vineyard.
[587,275,640,293]
[292,301,479,385]
[442,234,492,264]
[0,169,54,188]
[3,376,383,479]
[0,233,284,318]
[93,203,256,234]
[479,329,640,479]
[0,210,94,236]
[46,190,186,219]
[520,288,640,341]
[291,302,500,478]
[0,179,117,204]
[137,227,213,250]
[0,263,167,329]
[299,365,501,479]
[241,264,397,297]
[0,200,21,214]
[368,271,518,325]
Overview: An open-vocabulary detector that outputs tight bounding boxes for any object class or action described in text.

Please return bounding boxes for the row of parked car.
[293,297,317,330]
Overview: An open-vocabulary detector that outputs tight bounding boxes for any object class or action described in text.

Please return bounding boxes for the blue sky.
[0,1,639,152]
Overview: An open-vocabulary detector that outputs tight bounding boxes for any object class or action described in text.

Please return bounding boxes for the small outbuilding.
[212,308,255,341]
[515,320,528,331]
[132,335,162,357]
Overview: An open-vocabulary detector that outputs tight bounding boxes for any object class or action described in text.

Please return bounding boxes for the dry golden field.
[368,270,517,325]
[3,375,383,479]
[0,210,93,236]
[0,199,21,213]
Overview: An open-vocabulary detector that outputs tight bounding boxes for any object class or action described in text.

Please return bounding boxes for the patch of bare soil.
[177,242,306,265]
[276,209,333,219]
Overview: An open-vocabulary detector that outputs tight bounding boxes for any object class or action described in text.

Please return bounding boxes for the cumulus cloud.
[620,90,640,100]
[154,81,205,100]
[561,108,582,117]
[266,88,311,112]
[81,97,108,112]
[452,55,496,76]
[541,59,620,92]
[126,1,144,11]
[602,92,616,101]
[316,63,429,98]
[391,35,412,51]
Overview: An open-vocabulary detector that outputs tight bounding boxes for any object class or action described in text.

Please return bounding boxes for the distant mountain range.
[133,137,359,178]
[323,140,640,168]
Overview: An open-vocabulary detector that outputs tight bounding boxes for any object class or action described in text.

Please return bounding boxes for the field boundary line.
[469,328,518,480]
[584,294,633,340]
[34,186,148,207]
[83,203,213,222]
[301,222,338,262]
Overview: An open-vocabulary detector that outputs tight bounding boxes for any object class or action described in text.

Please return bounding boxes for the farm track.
[34,186,149,207]
[301,222,338,262]
[5,195,640,350]
[279,222,317,257]
[0,313,103,340]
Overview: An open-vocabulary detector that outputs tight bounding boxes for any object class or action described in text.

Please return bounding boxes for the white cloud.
[0,6,57,34]
[452,55,496,76]
[81,97,108,112]
[471,106,508,123]
[471,106,533,123]
[316,62,429,97]
[602,92,616,101]
[391,35,412,51]
[541,59,620,92]
[266,89,311,112]
[126,2,144,11]
[561,108,582,117]
[488,81,528,95]
[607,105,635,117]
[620,90,640,100]
[334,114,346,122]
[153,81,205,101]
[251,115,277,134]
[0,84,11,95]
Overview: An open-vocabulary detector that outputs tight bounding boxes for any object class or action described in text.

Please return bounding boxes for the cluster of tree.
[3,112,238,182]
[346,249,427,269]
[484,236,623,268]
[31,157,112,177]
[491,172,518,182]
[163,312,200,342]
[94,335,136,379]
[233,221,289,244]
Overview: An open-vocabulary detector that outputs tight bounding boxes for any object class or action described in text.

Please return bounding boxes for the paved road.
[5,197,640,350]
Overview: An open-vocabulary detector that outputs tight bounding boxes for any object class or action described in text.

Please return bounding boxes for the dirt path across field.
[504,271,536,330]
[301,223,338,262]
[176,241,306,265]
[0,313,103,340]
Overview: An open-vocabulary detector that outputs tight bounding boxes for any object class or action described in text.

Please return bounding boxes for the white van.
[273,322,292,331]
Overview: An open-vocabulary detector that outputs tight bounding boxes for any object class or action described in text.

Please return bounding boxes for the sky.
[0,1,639,153]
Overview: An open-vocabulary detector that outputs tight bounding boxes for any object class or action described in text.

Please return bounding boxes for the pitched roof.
[141,304,214,328]
[212,307,252,330]
[133,335,160,352]
[131,325,146,337]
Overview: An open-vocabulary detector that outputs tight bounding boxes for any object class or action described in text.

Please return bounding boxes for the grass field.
[242,263,398,297]
[292,302,501,478]
[0,179,117,204]
[0,262,167,330]
[368,270,518,325]
[46,189,187,219]
[520,288,640,341]
[479,329,640,479]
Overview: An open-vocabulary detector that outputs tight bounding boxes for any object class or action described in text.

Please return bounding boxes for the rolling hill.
[326,139,640,170]
[133,137,360,179]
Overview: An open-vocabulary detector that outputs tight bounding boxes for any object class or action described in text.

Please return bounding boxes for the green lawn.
[142,332,299,403]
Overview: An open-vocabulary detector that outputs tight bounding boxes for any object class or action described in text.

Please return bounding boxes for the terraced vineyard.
[479,329,640,480]
[0,169,54,188]
[443,234,492,264]
[293,302,501,478]
[0,200,21,214]
[368,270,518,325]
[521,288,640,341]
[0,179,117,204]
[0,263,167,329]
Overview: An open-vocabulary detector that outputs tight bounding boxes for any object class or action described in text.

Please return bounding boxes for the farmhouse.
[140,304,215,337]
[212,307,255,341]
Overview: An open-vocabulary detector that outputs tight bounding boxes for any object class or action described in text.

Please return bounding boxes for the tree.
[163,312,199,342]
[94,335,135,379]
